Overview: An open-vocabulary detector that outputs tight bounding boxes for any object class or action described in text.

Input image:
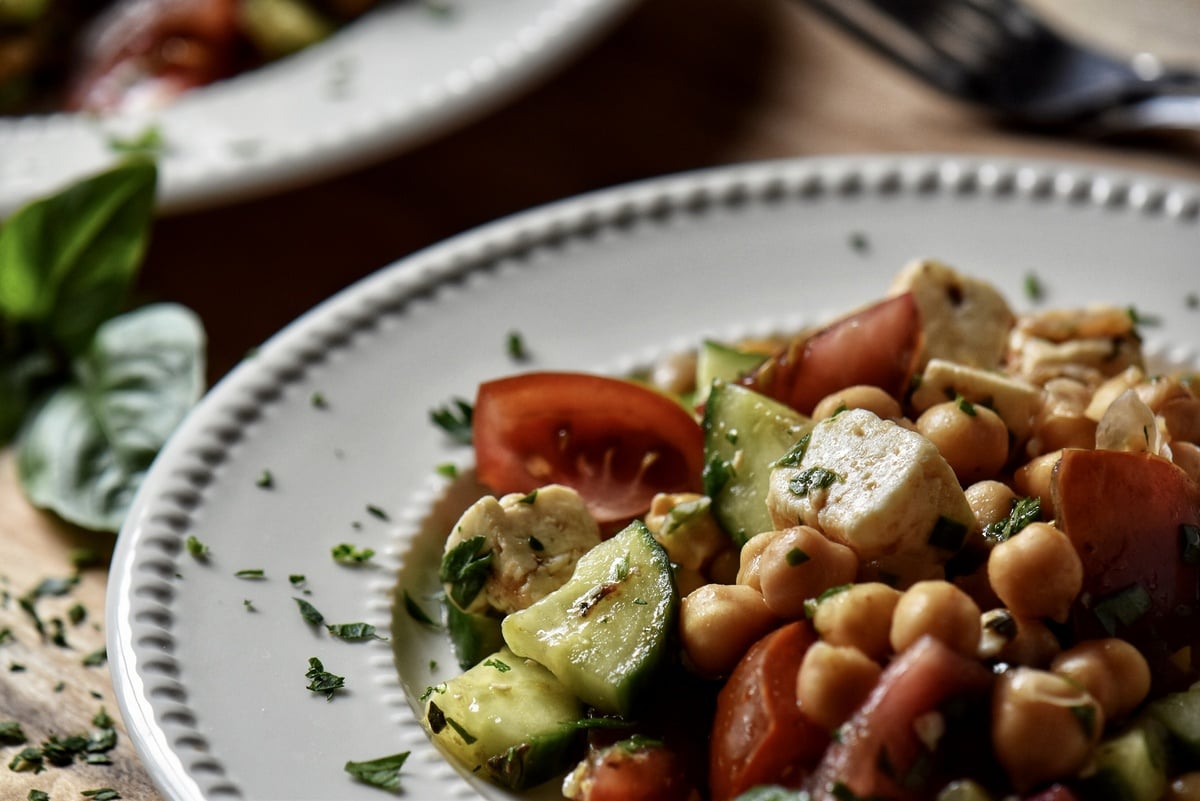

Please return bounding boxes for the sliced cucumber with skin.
[501,520,678,716]
[702,379,813,546]
[423,647,584,790]
[444,600,504,670]
[695,340,768,407]
[1080,719,1169,801]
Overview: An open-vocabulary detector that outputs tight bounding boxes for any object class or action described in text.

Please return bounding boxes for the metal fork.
[803,0,1200,134]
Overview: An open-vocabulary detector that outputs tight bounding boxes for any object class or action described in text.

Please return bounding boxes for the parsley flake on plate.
[305,657,346,701]
[430,399,473,445]
[331,543,375,565]
[344,751,410,792]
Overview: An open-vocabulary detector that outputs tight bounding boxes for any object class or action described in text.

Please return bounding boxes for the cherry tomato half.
[473,372,705,524]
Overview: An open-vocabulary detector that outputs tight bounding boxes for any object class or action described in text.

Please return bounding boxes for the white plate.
[0,0,639,218]
[107,154,1200,801]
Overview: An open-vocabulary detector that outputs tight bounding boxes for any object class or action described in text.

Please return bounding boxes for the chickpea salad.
[418,259,1200,801]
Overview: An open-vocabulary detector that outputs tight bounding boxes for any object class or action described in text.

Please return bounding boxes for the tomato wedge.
[743,293,922,416]
[1053,448,1200,687]
[709,621,828,801]
[473,372,705,524]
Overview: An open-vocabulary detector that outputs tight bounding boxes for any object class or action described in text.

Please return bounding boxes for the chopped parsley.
[436,462,459,478]
[256,469,274,489]
[483,657,511,672]
[235,569,266,579]
[662,497,711,536]
[107,124,164,155]
[517,490,538,505]
[82,648,107,667]
[9,746,43,772]
[331,543,375,565]
[430,399,474,445]
[1024,271,1045,303]
[506,330,529,361]
[28,790,50,801]
[954,394,977,416]
[366,504,390,521]
[68,603,87,625]
[982,497,1041,544]
[772,433,812,469]
[310,391,328,409]
[305,657,346,700]
[344,751,410,792]
[82,791,121,800]
[440,536,494,610]
[787,466,843,498]
[326,622,384,641]
[849,231,870,253]
[0,720,27,745]
[786,548,811,567]
[185,535,209,559]
[294,597,325,625]
[804,583,852,619]
[1127,305,1162,328]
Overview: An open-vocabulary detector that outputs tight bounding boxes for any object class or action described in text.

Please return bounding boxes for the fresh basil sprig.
[0,159,208,532]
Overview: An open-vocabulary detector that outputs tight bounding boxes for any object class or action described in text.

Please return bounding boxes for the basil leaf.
[0,159,157,356]
[16,303,205,531]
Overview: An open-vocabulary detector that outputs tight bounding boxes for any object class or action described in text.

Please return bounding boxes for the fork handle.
[1087,94,1200,135]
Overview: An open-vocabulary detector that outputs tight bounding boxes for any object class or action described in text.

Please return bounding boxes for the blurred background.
[125,0,1200,381]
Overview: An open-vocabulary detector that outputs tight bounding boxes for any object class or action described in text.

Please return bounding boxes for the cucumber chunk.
[695,340,767,407]
[501,520,678,716]
[422,647,584,790]
[702,380,812,546]
[1147,683,1200,763]
[1080,719,1168,801]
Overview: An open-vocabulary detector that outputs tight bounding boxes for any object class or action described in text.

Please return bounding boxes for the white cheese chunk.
[890,258,1015,370]
[444,484,601,615]
[766,409,977,578]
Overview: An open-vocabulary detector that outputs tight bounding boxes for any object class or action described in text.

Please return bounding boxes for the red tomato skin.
[742,293,922,415]
[807,635,993,801]
[1053,448,1200,686]
[709,621,828,801]
[473,372,705,525]
[68,0,239,111]
[567,742,698,801]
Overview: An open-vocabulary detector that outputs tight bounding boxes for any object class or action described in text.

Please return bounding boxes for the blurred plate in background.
[0,0,640,218]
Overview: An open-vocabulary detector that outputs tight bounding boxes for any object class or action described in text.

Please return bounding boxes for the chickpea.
[916,400,1009,485]
[794,642,881,731]
[978,609,1060,667]
[737,529,784,591]
[708,548,740,586]
[987,522,1082,623]
[812,385,902,421]
[965,480,1018,530]
[651,350,697,397]
[757,526,858,620]
[1012,450,1062,520]
[1166,773,1200,801]
[1031,378,1097,454]
[811,582,902,661]
[679,583,777,677]
[1051,639,1151,721]
[890,580,981,657]
[992,667,1104,791]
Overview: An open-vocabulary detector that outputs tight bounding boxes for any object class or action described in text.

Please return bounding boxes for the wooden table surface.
[3,0,1200,798]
